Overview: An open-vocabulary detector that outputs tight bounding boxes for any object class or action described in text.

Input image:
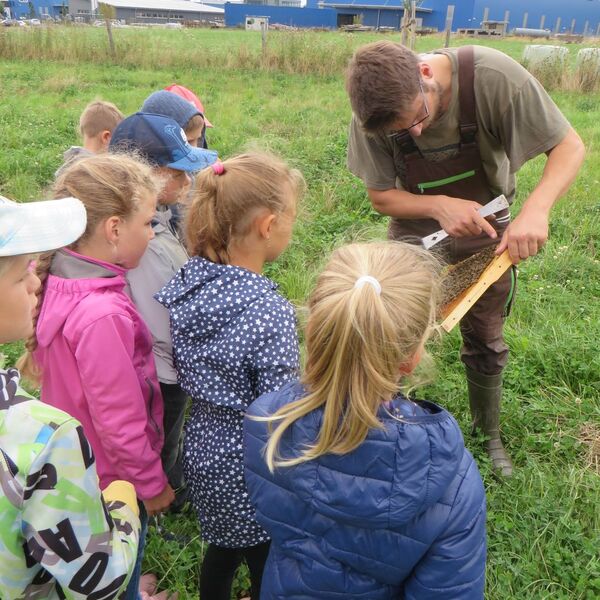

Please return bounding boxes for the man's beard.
[425,80,446,125]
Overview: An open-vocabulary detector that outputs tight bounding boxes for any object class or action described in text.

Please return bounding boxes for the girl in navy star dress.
[156,152,304,600]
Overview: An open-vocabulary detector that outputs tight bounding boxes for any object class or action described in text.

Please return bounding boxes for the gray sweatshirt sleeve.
[126,235,185,384]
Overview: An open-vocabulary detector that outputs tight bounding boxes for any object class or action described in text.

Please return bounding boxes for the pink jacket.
[35,249,167,500]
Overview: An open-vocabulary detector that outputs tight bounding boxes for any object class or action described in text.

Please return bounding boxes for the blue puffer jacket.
[244,382,486,599]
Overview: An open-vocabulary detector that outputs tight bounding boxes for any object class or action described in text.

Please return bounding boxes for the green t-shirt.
[347,46,571,203]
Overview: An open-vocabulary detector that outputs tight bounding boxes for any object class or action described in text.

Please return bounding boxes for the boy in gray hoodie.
[110,112,218,510]
[56,100,124,178]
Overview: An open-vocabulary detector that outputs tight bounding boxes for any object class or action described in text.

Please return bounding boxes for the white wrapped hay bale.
[576,48,600,91]
[577,47,600,67]
[522,45,569,88]
[522,45,568,69]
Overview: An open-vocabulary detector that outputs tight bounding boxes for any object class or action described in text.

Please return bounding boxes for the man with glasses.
[346,41,584,477]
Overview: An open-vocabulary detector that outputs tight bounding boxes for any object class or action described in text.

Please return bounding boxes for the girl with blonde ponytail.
[244,241,487,600]
[156,151,304,600]
[22,154,175,600]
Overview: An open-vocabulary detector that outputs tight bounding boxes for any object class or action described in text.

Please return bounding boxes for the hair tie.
[354,275,382,295]
[212,161,225,175]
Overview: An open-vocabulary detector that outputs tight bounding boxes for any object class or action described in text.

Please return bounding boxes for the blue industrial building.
[5,0,600,33]
[225,0,600,34]
[2,0,67,19]
[309,0,431,30]
[224,0,431,29]
[225,3,337,28]
[425,0,600,35]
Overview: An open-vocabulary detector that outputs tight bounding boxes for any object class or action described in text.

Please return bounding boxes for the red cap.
[165,84,213,128]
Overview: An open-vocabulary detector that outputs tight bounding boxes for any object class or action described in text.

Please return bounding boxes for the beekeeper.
[346,42,584,476]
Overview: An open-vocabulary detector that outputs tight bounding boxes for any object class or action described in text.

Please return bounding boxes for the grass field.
[0,27,599,599]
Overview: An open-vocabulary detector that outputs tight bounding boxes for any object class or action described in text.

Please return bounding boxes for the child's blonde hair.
[263,241,440,471]
[79,100,124,139]
[18,153,161,383]
[185,152,304,264]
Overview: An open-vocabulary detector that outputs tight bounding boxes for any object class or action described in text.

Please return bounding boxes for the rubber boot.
[466,367,513,477]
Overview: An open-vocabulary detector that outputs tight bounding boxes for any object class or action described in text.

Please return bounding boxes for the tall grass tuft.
[576,49,600,93]
[520,44,600,92]
[263,31,356,75]
[521,46,568,90]
[0,26,358,76]
[2,26,597,89]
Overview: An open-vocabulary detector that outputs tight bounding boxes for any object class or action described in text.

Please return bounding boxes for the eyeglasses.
[407,80,429,130]
[387,80,429,137]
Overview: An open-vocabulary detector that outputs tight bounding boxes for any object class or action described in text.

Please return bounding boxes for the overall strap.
[457,46,477,146]
[395,130,420,159]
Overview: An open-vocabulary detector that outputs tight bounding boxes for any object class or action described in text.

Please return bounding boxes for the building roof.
[192,0,243,4]
[100,0,224,14]
[319,1,431,12]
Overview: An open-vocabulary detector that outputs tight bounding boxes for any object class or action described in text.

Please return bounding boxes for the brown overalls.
[389,46,515,376]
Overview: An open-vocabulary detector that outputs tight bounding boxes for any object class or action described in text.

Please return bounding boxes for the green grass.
[0,25,597,82]
[1,28,599,599]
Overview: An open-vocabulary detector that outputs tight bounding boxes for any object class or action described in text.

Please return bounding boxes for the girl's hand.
[143,484,175,516]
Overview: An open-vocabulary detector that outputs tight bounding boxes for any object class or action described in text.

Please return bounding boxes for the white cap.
[0,196,87,257]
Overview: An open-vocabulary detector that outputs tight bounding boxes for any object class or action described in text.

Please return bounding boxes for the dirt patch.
[579,422,600,475]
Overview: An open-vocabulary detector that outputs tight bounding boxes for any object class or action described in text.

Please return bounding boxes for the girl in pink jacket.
[19,154,174,600]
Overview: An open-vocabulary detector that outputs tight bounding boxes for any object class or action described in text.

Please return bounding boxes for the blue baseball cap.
[109,112,218,172]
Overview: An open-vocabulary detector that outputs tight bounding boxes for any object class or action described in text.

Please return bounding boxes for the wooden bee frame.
[440,249,512,332]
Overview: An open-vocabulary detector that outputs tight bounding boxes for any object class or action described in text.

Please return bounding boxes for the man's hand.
[433,196,498,239]
[143,484,175,516]
[495,207,549,264]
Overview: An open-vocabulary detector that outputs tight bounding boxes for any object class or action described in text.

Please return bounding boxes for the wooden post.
[583,20,589,37]
[570,18,576,34]
[106,20,115,59]
[444,4,454,48]
[261,19,267,59]
[400,4,409,46]
[522,12,528,29]
[409,1,417,50]
[540,15,545,30]
[555,16,561,34]
[503,10,509,36]
[482,6,489,23]
[99,2,116,60]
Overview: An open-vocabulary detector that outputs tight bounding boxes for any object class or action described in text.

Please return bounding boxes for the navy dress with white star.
[156,257,300,547]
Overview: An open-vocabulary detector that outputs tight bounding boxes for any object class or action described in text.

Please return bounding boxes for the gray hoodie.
[126,205,188,384]
[54,146,94,179]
